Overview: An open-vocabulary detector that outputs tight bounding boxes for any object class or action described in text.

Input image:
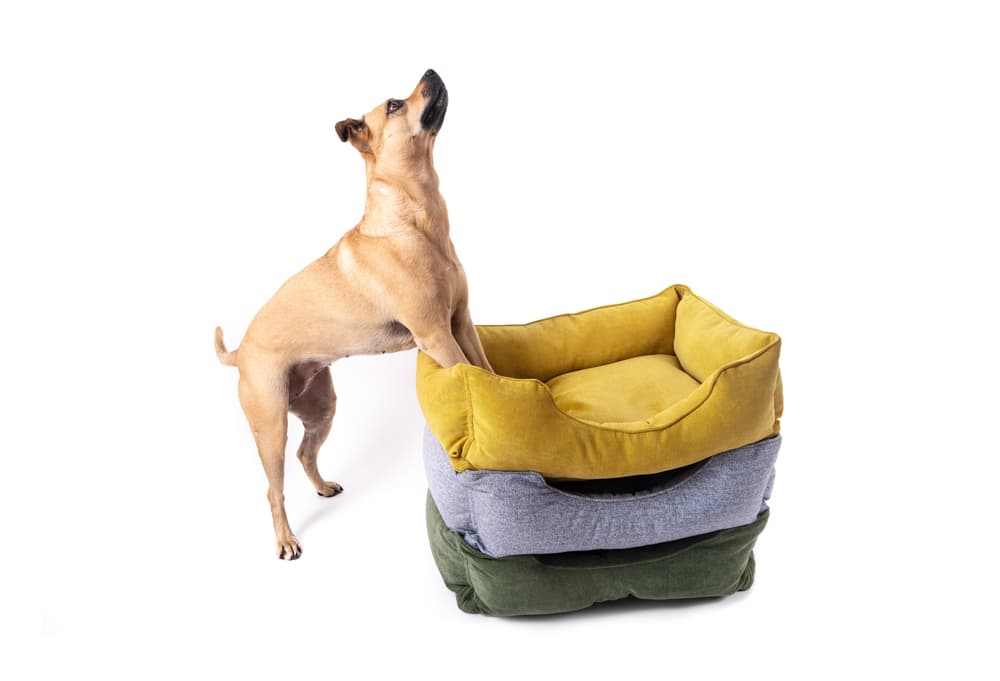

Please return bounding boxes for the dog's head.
[335,69,448,168]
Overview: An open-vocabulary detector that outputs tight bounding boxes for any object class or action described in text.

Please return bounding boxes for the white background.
[3,1,998,678]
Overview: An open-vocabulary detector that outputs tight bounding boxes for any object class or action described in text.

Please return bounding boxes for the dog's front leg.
[452,307,494,372]
[409,323,469,369]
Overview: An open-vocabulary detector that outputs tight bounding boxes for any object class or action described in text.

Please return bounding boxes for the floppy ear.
[335,117,371,153]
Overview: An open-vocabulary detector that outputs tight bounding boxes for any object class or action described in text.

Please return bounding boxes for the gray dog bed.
[423,425,780,558]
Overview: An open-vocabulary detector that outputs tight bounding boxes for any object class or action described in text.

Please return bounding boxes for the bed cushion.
[423,425,779,558]
[416,285,782,479]
[546,354,701,425]
[426,492,767,616]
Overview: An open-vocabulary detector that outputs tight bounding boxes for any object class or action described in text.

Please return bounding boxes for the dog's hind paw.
[276,536,302,561]
[316,481,343,498]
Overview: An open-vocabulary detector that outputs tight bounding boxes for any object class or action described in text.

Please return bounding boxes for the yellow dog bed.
[416,285,782,479]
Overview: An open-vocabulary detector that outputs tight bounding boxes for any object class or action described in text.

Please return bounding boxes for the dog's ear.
[335,117,371,153]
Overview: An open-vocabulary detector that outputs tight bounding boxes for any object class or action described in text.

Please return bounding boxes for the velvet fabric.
[416,285,782,479]
[425,492,767,616]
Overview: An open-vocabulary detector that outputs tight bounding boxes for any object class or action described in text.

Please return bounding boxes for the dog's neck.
[359,162,449,240]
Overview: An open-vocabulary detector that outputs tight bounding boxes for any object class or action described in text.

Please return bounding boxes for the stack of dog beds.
[416,285,783,616]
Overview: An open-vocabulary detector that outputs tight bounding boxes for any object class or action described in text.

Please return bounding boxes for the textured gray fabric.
[423,425,780,558]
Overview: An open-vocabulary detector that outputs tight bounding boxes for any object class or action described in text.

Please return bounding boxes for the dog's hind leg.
[238,365,300,560]
[288,365,342,499]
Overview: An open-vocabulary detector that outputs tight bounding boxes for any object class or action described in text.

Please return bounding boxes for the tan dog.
[215,69,492,560]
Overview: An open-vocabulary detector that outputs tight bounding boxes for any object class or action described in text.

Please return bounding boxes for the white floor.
[4,2,998,679]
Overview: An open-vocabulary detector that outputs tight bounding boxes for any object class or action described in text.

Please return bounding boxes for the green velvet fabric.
[425,492,767,616]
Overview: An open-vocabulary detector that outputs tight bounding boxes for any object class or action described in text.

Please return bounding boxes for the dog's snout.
[421,69,444,95]
[418,69,447,132]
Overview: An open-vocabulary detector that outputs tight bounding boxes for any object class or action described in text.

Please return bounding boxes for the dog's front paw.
[316,481,343,498]
[276,535,303,561]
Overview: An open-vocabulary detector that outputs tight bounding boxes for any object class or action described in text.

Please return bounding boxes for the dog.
[215,69,493,560]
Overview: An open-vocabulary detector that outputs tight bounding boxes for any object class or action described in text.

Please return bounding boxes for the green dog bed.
[426,492,767,616]
[417,285,782,480]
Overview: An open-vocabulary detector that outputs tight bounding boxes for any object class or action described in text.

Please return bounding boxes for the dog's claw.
[277,536,303,560]
[317,481,343,497]
[279,547,301,561]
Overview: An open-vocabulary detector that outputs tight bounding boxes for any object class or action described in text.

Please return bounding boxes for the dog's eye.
[386,99,403,114]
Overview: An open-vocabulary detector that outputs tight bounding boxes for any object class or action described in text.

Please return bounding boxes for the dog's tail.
[214,327,239,367]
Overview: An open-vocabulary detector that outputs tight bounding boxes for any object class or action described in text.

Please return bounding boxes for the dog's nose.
[423,69,440,81]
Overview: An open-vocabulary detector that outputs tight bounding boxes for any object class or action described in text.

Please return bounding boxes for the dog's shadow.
[294,496,342,537]
[293,357,423,536]
[294,429,420,537]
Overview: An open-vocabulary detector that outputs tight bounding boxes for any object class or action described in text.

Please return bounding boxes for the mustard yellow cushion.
[547,355,701,426]
[416,285,782,479]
